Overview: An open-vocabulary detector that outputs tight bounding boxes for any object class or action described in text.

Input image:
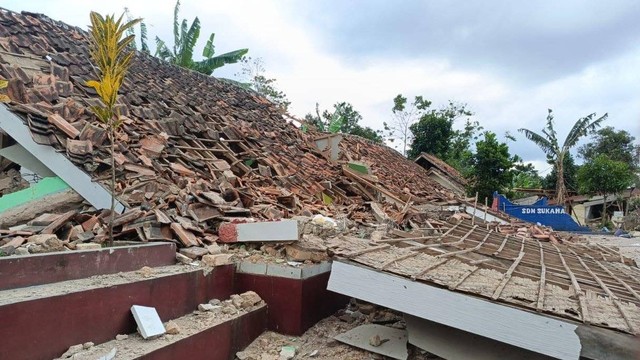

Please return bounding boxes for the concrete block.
[334,324,408,360]
[266,263,302,279]
[202,254,234,267]
[75,243,102,251]
[236,261,268,275]
[218,220,298,243]
[179,246,209,259]
[131,305,165,339]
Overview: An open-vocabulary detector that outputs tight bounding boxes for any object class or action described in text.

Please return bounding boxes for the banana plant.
[154,0,248,75]
[519,109,607,205]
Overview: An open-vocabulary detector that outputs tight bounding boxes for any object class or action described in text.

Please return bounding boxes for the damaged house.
[0,8,639,360]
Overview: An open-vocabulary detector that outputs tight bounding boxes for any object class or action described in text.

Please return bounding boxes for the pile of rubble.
[240,300,440,360]
[0,8,462,254]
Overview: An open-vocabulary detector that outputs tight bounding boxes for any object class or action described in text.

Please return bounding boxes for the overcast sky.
[3,0,639,174]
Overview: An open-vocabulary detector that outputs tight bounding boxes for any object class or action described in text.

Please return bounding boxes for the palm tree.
[519,109,607,205]
[154,0,248,75]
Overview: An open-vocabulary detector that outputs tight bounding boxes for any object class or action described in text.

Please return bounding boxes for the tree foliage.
[446,118,483,177]
[407,102,472,160]
[541,153,579,192]
[236,56,290,111]
[518,109,607,204]
[304,102,383,143]
[579,126,639,171]
[468,131,517,201]
[86,11,140,246]
[509,162,543,199]
[153,1,248,75]
[384,94,431,156]
[577,154,634,225]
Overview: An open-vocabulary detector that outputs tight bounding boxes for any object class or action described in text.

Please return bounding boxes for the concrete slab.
[219,220,298,243]
[131,305,165,339]
[0,243,176,291]
[0,265,235,360]
[236,261,332,280]
[334,324,408,360]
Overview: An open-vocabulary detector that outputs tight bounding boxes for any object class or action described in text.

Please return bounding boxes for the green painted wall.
[0,176,70,213]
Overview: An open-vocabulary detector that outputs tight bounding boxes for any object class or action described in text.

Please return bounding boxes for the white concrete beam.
[0,106,124,213]
[327,260,581,360]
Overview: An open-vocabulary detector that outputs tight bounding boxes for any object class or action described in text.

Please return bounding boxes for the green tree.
[577,154,634,225]
[304,102,383,143]
[154,1,248,75]
[236,56,290,111]
[384,94,431,157]
[468,131,517,201]
[579,126,639,171]
[518,109,607,205]
[446,118,483,176]
[509,162,543,199]
[541,154,579,193]
[86,12,140,246]
[407,102,472,160]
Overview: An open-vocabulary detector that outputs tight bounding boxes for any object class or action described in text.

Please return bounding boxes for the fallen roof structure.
[414,152,468,196]
[0,7,459,246]
[327,219,640,359]
[1,7,640,360]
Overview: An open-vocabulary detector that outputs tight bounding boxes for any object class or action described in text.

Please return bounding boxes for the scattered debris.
[334,324,409,360]
[164,320,181,335]
[198,303,216,312]
[279,346,296,360]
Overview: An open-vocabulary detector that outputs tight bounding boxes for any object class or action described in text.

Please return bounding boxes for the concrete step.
[234,260,348,335]
[0,264,235,360]
[0,243,176,291]
[54,302,267,360]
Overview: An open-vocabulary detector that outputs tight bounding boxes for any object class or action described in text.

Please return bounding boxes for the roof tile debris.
[0,8,456,244]
[1,7,640,339]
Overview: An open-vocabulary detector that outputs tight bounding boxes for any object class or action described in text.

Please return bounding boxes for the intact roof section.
[330,219,640,334]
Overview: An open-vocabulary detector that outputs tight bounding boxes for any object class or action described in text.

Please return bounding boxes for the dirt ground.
[237,302,441,360]
[578,232,640,265]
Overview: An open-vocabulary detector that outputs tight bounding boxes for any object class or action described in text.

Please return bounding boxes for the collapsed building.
[0,8,638,360]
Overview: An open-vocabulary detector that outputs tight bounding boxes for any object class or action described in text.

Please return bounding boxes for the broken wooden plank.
[41,210,77,234]
[124,164,155,176]
[0,236,25,248]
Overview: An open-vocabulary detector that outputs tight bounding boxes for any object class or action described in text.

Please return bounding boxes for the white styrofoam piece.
[236,220,298,242]
[131,305,165,339]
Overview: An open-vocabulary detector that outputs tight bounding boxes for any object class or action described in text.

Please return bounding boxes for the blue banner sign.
[494,192,590,232]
